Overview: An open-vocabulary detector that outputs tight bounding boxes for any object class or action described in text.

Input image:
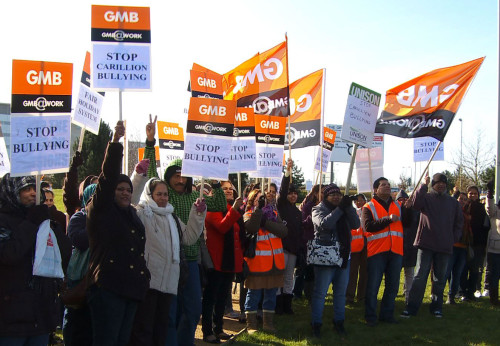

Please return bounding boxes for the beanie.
[163,158,193,194]
[396,190,409,201]
[431,173,447,186]
[323,184,341,199]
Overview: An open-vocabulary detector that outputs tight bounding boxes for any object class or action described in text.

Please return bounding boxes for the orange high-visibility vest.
[244,210,285,274]
[364,199,403,257]
[351,227,365,253]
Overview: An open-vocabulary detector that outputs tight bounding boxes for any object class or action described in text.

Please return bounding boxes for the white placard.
[159,148,183,173]
[340,83,381,147]
[314,147,332,172]
[355,147,384,193]
[72,84,104,134]
[249,144,283,178]
[10,115,71,176]
[328,124,384,163]
[182,133,231,180]
[413,137,444,162]
[0,135,10,177]
[229,137,257,173]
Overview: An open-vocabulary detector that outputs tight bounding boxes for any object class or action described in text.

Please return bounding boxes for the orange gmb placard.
[83,51,91,75]
[188,98,236,124]
[323,127,336,145]
[234,107,255,127]
[157,121,184,141]
[190,69,223,95]
[138,146,160,160]
[91,5,150,30]
[12,60,73,96]
[254,114,287,135]
[384,57,484,117]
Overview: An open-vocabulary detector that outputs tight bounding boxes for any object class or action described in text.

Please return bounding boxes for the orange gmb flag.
[288,69,323,149]
[190,64,223,99]
[223,41,288,116]
[375,57,484,141]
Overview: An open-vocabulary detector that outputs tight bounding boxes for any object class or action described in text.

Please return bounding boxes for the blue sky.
[1,0,497,185]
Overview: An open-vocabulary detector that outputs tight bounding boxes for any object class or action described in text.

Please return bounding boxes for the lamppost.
[459,118,463,189]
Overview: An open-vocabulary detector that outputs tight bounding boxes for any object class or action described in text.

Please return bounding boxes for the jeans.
[0,335,49,346]
[464,246,486,298]
[245,288,278,312]
[176,260,202,346]
[62,305,93,346]
[406,249,450,315]
[364,252,402,322]
[164,295,178,346]
[201,270,233,337]
[446,247,466,297]
[87,285,138,346]
[311,262,350,324]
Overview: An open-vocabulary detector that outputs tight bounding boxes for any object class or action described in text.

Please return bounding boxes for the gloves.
[194,198,206,213]
[257,195,266,210]
[71,151,84,168]
[26,204,50,226]
[135,159,150,175]
[487,180,494,199]
[338,195,352,210]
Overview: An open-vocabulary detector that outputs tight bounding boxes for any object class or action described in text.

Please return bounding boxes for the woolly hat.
[15,175,36,195]
[432,173,447,186]
[288,184,298,194]
[164,159,193,194]
[323,183,341,199]
[396,190,409,201]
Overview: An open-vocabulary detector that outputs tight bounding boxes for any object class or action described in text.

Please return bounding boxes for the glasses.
[153,192,169,197]
[116,187,132,193]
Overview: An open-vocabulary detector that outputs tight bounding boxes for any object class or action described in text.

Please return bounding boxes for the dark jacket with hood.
[0,174,71,337]
[397,190,419,268]
[277,173,303,255]
[465,199,489,247]
[87,142,150,301]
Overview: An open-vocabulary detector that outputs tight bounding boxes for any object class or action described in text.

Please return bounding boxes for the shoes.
[400,310,412,318]
[379,317,399,324]
[445,296,456,305]
[432,311,443,318]
[365,320,377,327]
[216,332,233,340]
[482,289,490,297]
[238,312,246,323]
[203,335,221,344]
[333,320,347,336]
[474,290,482,298]
[311,323,322,338]
[224,311,240,319]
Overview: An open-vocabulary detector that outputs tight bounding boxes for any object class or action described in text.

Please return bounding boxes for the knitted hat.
[15,175,36,195]
[396,190,409,201]
[323,183,341,198]
[431,173,447,186]
[164,159,193,194]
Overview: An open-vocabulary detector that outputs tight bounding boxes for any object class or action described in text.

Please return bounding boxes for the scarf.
[138,178,180,264]
[323,200,351,269]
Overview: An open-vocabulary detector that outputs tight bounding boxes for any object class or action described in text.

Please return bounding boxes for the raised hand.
[113,121,125,143]
[146,114,158,141]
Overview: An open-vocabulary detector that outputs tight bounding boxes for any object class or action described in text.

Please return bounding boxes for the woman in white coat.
[129,177,206,346]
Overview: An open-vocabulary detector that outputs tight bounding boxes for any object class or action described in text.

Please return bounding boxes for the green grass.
[235,275,499,345]
[53,189,65,212]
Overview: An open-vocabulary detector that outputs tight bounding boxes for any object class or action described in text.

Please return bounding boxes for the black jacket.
[277,174,303,255]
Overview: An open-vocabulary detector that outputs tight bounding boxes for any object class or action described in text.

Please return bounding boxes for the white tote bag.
[32,219,64,278]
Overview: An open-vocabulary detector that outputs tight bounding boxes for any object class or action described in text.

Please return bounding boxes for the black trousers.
[201,270,233,336]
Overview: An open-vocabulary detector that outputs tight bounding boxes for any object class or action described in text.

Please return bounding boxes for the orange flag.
[375,57,484,141]
[223,41,288,116]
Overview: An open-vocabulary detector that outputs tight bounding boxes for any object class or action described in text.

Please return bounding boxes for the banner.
[341,83,381,147]
[375,57,484,141]
[229,107,257,173]
[10,115,71,176]
[413,137,444,162]
[355,147,384,193]
[11,60,73,114]
[190,64,223,99]
[249,115,287,178]
[91,5,151,91]
[0,125,10,177]
[182,98,236,180]
[287,69,323,149]
[73,52,105,134]
[314,127,336,171]
[223,41,289,116]
[156,121,184,171]
[327,124,384,163]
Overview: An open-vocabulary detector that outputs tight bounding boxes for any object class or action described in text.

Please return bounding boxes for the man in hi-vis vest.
[362,177,403,326]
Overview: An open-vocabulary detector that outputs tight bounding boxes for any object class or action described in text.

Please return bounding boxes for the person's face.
[114,182,132,208]
[287,191,298,205]
[266,186,277,203]
[19,186,36,207]
[253,192,262,207]
[221,182,234,202]
[326,192,342,206]
[152,183,169,208]
[44,191,54,208]
[355,196,366,208]
[458,194,468,207]
[433,181,447,194]
[375,180,391,198]
[169,172,187,194]
[467,189,479,201]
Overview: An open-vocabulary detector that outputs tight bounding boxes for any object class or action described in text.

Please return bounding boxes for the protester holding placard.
[243,189,287,334]
[86,121,150,345]
[0,174,71,344]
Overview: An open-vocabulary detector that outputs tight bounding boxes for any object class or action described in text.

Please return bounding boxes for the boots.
[283,294,294,314]
[311,322,322,338]
[275,294,284,314]
[245,311,258,334]
[446,295,456,305]
[262,311,276,332]
[490,288,499,306]
[333,320,347,336]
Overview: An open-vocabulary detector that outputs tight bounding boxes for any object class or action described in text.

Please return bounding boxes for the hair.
[267,183,277,193]
[467,185,479,194]
[43,188,54,198]
[459,192,468,198]
[373,177,389,190]
[40,181,51,190]
[246,189,261,212]
[149,179,168,195]
[300,184,320,211]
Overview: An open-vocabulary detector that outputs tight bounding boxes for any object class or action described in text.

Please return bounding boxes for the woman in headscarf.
[0,174,71,345]
[128,177,206,346]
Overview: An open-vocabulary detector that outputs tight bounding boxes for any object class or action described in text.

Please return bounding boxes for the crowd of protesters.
[0,119,499,345]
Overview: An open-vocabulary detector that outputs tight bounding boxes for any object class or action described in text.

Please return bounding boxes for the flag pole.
[319,68,326,190]
[285,33,292,183]
[345,144,358,194]
[78,127,86,152]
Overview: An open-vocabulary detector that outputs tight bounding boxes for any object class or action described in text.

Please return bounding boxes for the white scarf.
[138,178,180,264]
